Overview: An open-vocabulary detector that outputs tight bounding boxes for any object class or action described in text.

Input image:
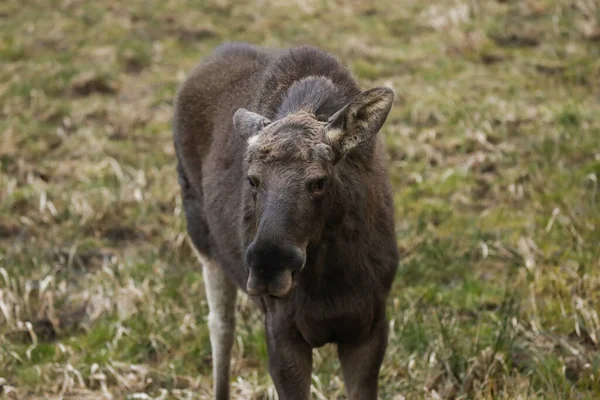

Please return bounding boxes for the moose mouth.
[246,269,298,297]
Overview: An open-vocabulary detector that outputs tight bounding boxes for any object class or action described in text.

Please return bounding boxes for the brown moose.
[174,42,399,400]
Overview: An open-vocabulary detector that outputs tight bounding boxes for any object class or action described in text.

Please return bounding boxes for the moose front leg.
[338,316,389,400]
[265,315,312,400]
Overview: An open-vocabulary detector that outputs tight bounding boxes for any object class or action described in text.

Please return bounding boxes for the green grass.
[1,0,599,398]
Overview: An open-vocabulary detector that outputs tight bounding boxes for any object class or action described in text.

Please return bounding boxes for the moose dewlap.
[173,42,399,399]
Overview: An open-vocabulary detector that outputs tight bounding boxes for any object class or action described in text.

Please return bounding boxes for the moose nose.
[245,240,305,273]
[245,241,305,296]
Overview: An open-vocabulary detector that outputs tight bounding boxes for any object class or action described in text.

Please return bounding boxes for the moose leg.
[337,317,389,400]
[265,315,312,400]
[200,255,237,400]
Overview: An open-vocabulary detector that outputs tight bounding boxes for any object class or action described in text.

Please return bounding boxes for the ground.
[1,0,599,399]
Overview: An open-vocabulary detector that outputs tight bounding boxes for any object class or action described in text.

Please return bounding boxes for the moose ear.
[325,87,394,162]
[233,108,271,143]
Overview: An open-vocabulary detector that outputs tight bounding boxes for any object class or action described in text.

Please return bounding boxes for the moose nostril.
[289,246,305,271]
[245,241,305,271]
[245,241,258,262]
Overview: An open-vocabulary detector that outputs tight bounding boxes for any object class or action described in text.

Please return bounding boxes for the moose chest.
[272,291,377,348]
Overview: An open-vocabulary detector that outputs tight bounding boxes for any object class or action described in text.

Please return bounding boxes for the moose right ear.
[233,108,271,143]
[325,87,394,163]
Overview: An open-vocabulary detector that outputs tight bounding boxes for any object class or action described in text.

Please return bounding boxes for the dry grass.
[1,0,599,399]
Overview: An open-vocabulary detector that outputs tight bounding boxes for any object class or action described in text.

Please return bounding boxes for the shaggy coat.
[174,42,399,400]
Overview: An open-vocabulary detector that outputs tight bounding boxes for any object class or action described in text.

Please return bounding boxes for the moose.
[173,42,399,399]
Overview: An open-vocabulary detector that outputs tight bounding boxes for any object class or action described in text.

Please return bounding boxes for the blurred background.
[1,0,599,398]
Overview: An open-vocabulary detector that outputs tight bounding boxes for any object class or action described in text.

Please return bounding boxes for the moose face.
[234,87,394,297]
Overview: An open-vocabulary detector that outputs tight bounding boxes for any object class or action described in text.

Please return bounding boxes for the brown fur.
[174,42,399,399]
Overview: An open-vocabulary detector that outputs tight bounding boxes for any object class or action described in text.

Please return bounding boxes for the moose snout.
[245,240,305,297]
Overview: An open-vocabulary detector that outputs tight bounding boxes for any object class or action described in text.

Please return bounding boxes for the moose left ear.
[233,108,271,143]
[325,87,394,162]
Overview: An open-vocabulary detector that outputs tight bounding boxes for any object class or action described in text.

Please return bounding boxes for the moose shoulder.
[173,42,399,400]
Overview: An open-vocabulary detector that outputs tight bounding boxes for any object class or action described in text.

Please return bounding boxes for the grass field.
[1,0,599,398]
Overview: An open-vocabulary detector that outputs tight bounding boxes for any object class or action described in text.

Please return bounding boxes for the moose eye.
[247,176,258,188]
[310,177,328,193]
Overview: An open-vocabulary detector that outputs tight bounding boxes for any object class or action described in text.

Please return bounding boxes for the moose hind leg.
[199,253,237,400]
